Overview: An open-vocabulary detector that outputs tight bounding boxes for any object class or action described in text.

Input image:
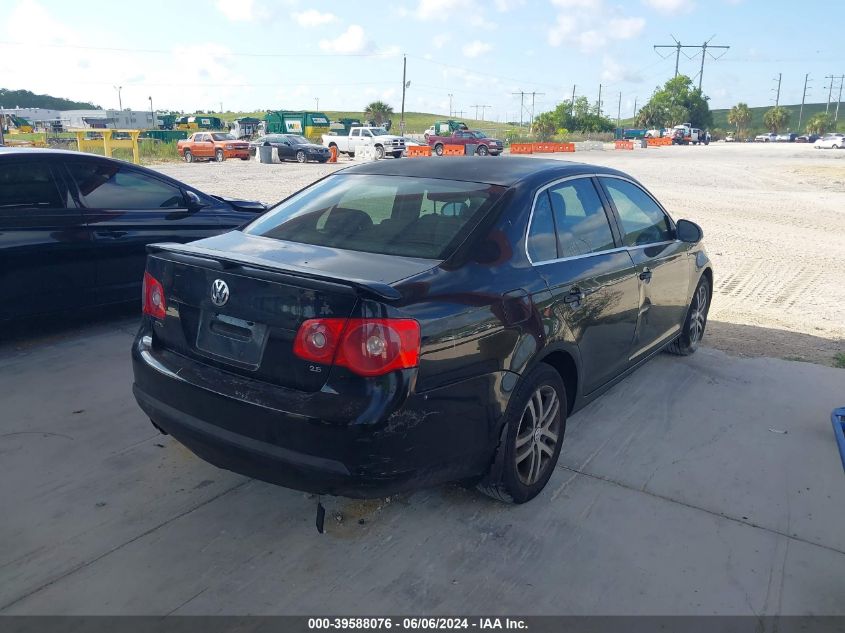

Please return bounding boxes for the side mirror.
[185,190,205,210]
[676,219,703,243]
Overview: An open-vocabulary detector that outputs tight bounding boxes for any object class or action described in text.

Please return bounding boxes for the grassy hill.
[218,110,515,136]
[710,102,843,133]
[0,88,100,110]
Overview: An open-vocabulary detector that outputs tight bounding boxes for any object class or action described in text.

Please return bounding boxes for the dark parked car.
[132,158,712,503]
[795,134,820,143]
[249,134,331,163]
[0,148,266,321]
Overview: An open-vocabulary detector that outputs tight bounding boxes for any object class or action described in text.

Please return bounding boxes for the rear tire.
[215,149,224,162]
[184,150,193,163]
[434,143,444,156]
[296,150,306,163]
[477,364,566,504]
[240,156,249,161]
[667,276,710,356]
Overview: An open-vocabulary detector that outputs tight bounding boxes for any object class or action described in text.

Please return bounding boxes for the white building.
[0,107,62,124]
[60,109,156,130]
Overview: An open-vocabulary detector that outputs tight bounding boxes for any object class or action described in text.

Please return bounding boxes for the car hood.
[212,196,267,212]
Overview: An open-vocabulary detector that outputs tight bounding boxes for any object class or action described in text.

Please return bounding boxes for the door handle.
[563,288,584,304]
[639,269,653,282]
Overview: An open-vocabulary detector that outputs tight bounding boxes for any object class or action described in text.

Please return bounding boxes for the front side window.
[0,161,64,211]
[351,129,360,137]
[547,178,615,258]
[67,163,185,210]
[211,133,236,141]
[601,178,673,247]
[245,174,505,260]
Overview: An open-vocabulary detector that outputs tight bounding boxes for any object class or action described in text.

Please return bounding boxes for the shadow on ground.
[706,320,844,367]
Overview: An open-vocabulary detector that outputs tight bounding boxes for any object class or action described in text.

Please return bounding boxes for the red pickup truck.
[177,132,250,162]
[427,130,504,156]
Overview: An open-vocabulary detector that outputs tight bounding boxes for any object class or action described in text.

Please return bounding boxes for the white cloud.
[547,1,645,53]
[462,40,492,58]
[318,24,372,54]
[291,9,337,27]
[216,0,254,21]
[432,33,451,49]
[413,0,497,26]
[642,0,695,13]
[414,0,471,20]
[601,56,644,83]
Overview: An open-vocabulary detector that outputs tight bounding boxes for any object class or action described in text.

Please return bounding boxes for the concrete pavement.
[1,317,843,615]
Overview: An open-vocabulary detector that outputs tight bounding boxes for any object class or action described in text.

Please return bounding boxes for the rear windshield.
[244,174,505,259]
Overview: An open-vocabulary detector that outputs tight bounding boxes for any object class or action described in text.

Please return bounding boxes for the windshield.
[367,128,389,136]
[244,174,506,259]
[286,135,310,145]
[211,133,236,141]
[470,131,489,139]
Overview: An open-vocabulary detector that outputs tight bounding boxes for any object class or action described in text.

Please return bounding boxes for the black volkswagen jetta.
[132,157,712,503]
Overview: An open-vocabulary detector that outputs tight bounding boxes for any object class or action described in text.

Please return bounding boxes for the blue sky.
[1,0,843,119]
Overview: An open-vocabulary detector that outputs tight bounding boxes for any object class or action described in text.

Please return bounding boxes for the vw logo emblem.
[210,279,229,307]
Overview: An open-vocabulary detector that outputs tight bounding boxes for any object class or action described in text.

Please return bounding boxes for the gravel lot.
[154,143,845,366]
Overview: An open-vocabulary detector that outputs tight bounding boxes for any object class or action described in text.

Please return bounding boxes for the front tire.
[392,151,403,159]
[296,150,306,163]
[183,150,193,163]
[477,364,566,504]
[215,149,224,162]
[477,145,489,156]
[374,145,385,159]
[667,276,710,356]
[434,143,444,156]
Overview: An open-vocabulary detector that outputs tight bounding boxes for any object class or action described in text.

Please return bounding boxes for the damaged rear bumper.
[132,334,505,498]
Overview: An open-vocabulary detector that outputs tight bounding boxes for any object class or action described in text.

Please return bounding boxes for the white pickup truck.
[322,126,406,159]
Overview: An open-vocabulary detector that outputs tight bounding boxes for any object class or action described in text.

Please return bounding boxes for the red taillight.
[293,318,420,377]
[142,271,166,319]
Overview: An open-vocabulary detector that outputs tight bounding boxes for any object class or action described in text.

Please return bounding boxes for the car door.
[194,133,213,158]
[64,158,224,304]
[348,128,362,153]
[528,176,640,394]
[276,135,294,160]
[0,156,95,320]
[599,176,692,361]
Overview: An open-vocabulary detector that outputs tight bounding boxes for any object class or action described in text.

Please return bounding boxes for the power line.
[471,104,491,120]
[653,36,729,90]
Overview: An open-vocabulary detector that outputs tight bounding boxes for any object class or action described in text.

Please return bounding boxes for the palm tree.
[763,106,790,133]
[806,112,833,135]
[364,101,394,126]
[727,102,751,137]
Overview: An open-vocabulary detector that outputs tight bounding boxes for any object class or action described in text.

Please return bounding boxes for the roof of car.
[0,147,122,159]
[338,156,628,187]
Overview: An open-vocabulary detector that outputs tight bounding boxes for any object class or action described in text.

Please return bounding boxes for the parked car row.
[814,133,845,149]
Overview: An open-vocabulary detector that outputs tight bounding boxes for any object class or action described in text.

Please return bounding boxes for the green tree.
[635,75,712,129]
[533,111,557,140]
[805,112,833,135]
[364,101,394,126]
[727,102,751,136]
[533,96,614,135]
[763,106,790,132]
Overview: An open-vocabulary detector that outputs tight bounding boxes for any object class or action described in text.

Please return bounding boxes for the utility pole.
[654,37,683,77]
[835,75,844,124]
[400,54,407,134]
[597,84,602,116]
[455,109,465,118]
[570,84,576,119]
[148,96,155,129]
[798,73,810,132]
[824,75,835,113]
[772,73,782,107]
[315,97,319,111]
[448,93,453,118]
[471,104,490,120]
[653,37,729,91]
[616,92,622,129]
[113,85,123,111]
[633,96,638,118]
[512,91,525,128]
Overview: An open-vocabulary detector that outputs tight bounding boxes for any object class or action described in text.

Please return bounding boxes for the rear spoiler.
[147,242,402,301]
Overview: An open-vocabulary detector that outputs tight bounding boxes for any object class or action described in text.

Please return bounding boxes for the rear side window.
[601,178,673,247]
[245,174,505,260]
[548,178,615,257]
[527,191,557,262]
[0,161,64,210]
[67,162,186,210]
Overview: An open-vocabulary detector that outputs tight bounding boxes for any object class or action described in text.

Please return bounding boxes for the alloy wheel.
[297,150,306,163]
[689,283,708,344]
[514,385,560,486]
